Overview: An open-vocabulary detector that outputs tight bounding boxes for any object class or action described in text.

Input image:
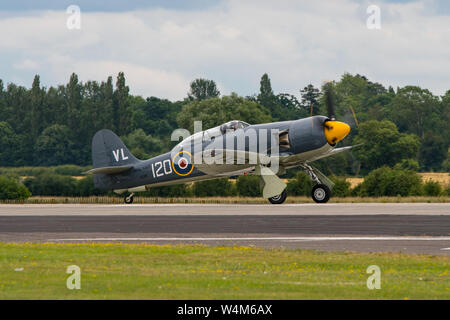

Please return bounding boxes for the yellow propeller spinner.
[324,121,351,145]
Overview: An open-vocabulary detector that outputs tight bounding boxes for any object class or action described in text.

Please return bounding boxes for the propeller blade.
[323,82,336,120]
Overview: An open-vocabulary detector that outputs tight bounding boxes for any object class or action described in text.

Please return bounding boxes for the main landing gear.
[124,193,134,204]
[311,184,331,203]
[303,164,332,204]
[268,189,287,204]
[266,163,333,205]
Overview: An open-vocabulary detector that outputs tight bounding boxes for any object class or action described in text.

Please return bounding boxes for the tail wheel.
[312,184,331,203]
[268,189,287,204]
[124,194,134,204]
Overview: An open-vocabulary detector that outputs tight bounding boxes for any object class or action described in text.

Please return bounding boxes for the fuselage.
[93,116,349,192]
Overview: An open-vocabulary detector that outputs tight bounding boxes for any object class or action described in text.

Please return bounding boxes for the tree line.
[0,72,449,175]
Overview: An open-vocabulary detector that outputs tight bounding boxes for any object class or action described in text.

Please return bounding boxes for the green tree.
[300,84,321,115]
[418,131,447,171]
[187,78,220,101]
[65,73,82,137]
[100,76,115,131]
[276,93,306,120]
[24,173,76,196]
[358,167,422,197]
[30,75,44,140]
[353,120,420,173]
[423,181,442,196]
[113,72,130,135]
[0,176,31,200]
[76,175,106,196]
[121,129,164,159]
[177,94,271,132]
[258,74,274,102]
[192,178,236,197]
[0,79,4,115]
[393,159,420,171]
[389,86,441,138]
[43,86,65,129]
[442,149,450,172]
[257,73,284,120]
[330,176,351,197]
[3,83,34,164]
[131,96,182,138]
[441,91,450,147]
[287,171,313,196]
[0,122,20,166]
[35,125,74,166]
[236,175,260,197]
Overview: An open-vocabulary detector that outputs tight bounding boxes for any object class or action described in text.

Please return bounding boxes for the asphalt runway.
[0,203,449,255]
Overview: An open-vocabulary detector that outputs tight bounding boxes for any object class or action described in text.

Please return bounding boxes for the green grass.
[0,242,448,299]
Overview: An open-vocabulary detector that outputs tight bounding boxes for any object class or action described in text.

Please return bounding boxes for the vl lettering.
[113,148,129,162]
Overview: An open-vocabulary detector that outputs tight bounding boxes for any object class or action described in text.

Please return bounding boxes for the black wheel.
[268,189,287,204]
[124,194,134,204]
[312,184,331,203]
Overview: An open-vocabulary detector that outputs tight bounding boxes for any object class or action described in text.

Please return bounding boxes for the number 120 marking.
[151,159,172,178]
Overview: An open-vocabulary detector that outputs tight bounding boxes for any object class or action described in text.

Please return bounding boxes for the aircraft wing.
[194,149,277,176]
[297,144,361,163]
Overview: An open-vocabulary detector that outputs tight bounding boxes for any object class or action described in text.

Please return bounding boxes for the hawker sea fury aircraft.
[86,85,354,204]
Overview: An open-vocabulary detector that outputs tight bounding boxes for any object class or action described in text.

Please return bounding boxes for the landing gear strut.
[124,193,134,204]
[268,189,287,204]
[303,164,332,203]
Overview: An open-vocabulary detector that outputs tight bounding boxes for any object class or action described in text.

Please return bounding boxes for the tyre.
[311,184,331,203]
[268,189,287,204]
[124,194,134,204]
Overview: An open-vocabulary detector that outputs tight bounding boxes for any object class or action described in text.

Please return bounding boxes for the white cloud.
[0,0,449,100]
[69,59,190,100]
[13,59,40,70]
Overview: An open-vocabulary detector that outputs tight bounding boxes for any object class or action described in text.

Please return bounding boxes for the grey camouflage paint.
[92,116,330,191]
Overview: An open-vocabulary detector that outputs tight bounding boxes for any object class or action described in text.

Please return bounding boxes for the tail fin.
[86,129,140,175]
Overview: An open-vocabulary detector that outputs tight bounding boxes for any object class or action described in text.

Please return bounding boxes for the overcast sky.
[0,0,449,100]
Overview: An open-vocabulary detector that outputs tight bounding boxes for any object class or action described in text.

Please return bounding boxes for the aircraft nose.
[324,121,351,145]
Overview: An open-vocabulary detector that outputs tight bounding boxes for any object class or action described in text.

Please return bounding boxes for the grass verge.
[0,242,448,299]
[0,196,449,204]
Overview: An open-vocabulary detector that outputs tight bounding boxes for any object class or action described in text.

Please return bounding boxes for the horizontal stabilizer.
[84,165,133,175]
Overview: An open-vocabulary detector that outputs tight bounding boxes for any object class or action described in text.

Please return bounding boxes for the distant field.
[0,242,448,300]
[420,173,450,185]
[347,173,450,189]
[0,195,449,204]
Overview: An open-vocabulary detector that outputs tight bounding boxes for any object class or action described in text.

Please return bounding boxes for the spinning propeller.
[322,82,351,146]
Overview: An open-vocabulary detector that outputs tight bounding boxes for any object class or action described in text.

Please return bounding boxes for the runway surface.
[0,203,449,255]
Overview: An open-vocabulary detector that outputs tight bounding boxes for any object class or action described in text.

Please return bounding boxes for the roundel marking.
[172,151,194,176]
[178,158,187,169]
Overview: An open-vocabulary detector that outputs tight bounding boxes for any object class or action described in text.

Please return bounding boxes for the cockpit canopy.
[176,120,250,148]
[219,120,250,134]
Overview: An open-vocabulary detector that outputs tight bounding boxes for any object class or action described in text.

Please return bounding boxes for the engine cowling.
[289,116,351,154]
[289,116,329,154]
